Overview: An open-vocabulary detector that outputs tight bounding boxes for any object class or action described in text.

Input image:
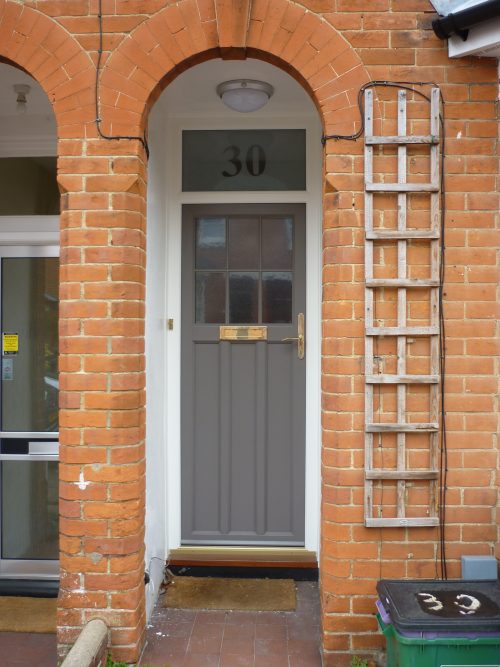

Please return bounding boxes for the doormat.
[0,596,57,633]
[163,576,296,611]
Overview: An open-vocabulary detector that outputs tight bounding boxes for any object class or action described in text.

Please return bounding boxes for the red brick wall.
[0,0,498,664]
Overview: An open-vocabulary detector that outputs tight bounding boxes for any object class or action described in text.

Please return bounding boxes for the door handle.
[281,312,305,360]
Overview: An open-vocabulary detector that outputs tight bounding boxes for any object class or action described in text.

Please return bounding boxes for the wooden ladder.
[364,87,441,528]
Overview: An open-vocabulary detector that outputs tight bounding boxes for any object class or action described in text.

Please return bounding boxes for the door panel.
[181,204,306,545]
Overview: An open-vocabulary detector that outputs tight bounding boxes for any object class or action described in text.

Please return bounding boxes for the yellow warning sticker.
[3,333,19,355]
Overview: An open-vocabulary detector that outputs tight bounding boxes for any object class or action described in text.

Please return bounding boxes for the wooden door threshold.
[168,547,317,569]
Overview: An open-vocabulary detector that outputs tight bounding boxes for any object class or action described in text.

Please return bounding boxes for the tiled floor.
[0,631,57,666]
[140,580,321,667]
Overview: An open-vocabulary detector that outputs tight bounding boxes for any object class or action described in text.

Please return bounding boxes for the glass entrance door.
[0,247,59,578]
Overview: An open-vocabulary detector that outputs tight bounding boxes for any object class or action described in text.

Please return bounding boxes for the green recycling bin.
[378,614,500,667]
[376,579,500,667]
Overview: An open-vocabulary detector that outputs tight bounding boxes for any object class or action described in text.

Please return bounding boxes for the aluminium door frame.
[163,113,322,555]
[0,241,59,579]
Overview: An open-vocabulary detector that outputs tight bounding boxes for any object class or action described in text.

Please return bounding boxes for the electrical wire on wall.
[95,0,150,159]
[323,81,448,579]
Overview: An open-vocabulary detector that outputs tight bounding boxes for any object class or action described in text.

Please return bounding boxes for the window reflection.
[228,217,259,269]
[1,461,58,560]
[262,272,292,323]
[195,272,226,323]
[262,218,293,270]
[229,272,258,323]
[196,218,226,269]
[1,258,59,432]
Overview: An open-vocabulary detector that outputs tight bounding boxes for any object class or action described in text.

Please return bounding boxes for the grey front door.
[181,204,306,546]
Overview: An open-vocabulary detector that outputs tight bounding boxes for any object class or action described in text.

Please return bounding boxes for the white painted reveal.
[145,58,322,617]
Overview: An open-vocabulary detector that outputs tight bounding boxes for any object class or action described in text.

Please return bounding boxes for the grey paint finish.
[181,204,306,545]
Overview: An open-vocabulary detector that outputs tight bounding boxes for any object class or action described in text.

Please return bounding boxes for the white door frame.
[163,113,322,555]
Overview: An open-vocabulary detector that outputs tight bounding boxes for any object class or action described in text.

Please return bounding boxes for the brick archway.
[0,0,95,137]
[101,0,370,137]
[98,2,372,665]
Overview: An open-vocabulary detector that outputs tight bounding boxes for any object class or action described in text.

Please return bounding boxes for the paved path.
[140,581,322,667]
[0,631,56,666]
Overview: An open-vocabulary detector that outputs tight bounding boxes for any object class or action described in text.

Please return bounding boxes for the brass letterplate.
[220,326,268,341]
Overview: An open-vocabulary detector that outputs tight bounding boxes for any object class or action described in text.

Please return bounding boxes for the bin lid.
[377,579,500,633]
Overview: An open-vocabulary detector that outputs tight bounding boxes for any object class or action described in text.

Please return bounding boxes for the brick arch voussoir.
[103,0,371,137]
[101,0,219,135]
[246,0,370,135]
[0,0,95,137]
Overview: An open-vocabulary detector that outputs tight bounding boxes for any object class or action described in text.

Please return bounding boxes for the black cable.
[438,99,448,580]
[95,0,149,159]
[322,80,439,144]
[323,81,448,578]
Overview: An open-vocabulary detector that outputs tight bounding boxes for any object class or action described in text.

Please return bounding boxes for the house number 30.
[222,144,266,177]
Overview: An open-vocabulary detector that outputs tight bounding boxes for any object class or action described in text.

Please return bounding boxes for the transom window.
[182,129,306,192]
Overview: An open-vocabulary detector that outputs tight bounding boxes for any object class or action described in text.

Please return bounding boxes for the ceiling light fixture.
[216,79,274,113]
[14,84,31,115]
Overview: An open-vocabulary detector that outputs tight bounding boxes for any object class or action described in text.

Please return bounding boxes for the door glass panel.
[262,218,293,270]
[1,460,58,559]
[229,272,259,323]
[1,258,59,432]
[262,272,293,323]
[195,272,226,323]
[228,218,259,269]
[0,157,59,215]
[196,218,227,269]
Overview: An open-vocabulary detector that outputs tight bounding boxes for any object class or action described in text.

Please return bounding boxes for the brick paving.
[140,581,321,667]
[0,631,56,667]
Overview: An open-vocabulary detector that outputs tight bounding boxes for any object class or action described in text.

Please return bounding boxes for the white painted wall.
[144,102,168,618]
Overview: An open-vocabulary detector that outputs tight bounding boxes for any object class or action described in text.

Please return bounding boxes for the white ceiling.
[0,63,54,118]
[157,58,317,118]
[0,63,56,151]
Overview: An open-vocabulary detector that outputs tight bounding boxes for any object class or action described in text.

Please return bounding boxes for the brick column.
[57,139,147,664]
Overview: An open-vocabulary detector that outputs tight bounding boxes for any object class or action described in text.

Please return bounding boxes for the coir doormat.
[0,596,57,633]
[163,576,296,611]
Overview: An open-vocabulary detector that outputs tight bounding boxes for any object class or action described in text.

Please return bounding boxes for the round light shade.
[216,79,274,113]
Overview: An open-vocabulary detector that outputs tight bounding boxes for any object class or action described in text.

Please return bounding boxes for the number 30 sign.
[222,144,266,178]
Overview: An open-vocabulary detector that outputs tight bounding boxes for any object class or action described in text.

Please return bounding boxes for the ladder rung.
[366,279,439,288]
[366,374,439,384]
[366,326,439,336]
[365,517,439,528]
[366,469,439,480]
[366,230,440,240]
[366,135,439,145]
[366,182,439,193]
[366,423,439,433]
